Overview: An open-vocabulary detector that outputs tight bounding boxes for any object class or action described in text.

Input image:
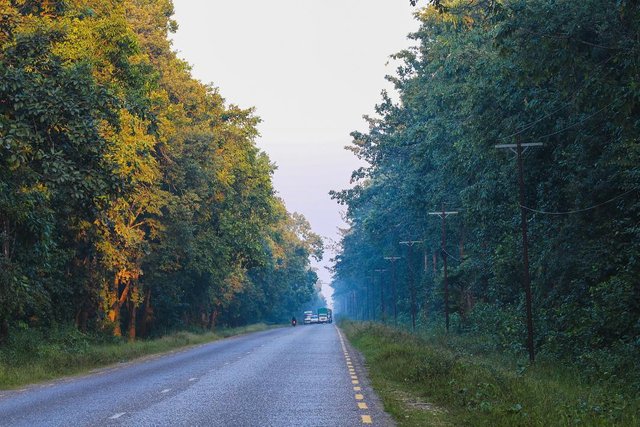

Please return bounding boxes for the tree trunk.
[139,288,153,338]
[128,298,137,342]
[113,303,122,337]
[207,306,220,330]
[79,309,88,332]
[110,273,131,337]
[1,216,10,260]
[74,308,89,332]
[0,318,8,345]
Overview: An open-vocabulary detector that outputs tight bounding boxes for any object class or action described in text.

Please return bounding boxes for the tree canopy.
[0,0,322,342]
[332,0,640,383]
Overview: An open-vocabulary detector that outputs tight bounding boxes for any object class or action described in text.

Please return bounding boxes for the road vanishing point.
[0,325,393,426]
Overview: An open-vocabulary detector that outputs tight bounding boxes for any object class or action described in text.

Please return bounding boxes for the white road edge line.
[161,388,171,393]
[109,412,126,419]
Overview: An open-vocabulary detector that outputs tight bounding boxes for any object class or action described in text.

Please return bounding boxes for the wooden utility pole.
[399,241,423,330]
[384,256,401,323]
[374,269,388,322]
[495,139,542,363]
[428,206,458,332]
[369,274,376,320]
[365,279,370,320]
[352,290,357,319]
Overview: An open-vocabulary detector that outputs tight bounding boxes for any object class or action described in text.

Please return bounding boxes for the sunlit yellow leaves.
[105,109,158,183]
[0,2,20,46]
[0,0,322,338]
[416,0,481,28]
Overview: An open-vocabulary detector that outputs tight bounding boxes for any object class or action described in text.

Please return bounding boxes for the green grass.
[0,323,276,390]
[341,321,639,427]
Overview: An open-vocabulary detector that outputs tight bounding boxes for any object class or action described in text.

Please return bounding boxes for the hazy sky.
[170,0,418,304]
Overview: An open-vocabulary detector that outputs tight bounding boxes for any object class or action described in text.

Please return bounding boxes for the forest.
[332,0,640,387]
[0,0,323,344]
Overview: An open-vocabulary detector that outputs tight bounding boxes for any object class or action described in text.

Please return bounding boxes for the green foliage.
[0,0,323,346]
[343,321,640,426]
[0,322,276,389]
[332,0,640,391]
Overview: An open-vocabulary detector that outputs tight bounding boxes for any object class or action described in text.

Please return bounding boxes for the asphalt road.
[0,324,394,427]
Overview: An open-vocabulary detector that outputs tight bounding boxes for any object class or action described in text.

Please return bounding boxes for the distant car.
[310,315,319,324]
[318,314,328,323]
[303,310,313,324]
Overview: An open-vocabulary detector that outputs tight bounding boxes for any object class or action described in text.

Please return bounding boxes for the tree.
[333,0,640,376]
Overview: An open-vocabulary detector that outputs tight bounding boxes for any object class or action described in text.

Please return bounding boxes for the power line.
[442,248,460,262]
[521,187,638,215]
[528,101,616,142]
[500,104,569,141]
[499,56,617,141]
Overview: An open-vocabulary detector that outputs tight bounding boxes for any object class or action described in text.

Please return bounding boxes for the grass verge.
[341,321,638,426]
[0,323,277,390]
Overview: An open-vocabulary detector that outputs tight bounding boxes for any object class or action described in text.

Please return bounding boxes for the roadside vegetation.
[331,0,640,415]
[0,0,323,348]
[0,323,276,390]
[342,321,639,427]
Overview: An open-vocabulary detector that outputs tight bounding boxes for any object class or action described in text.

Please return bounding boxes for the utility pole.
[365,279,370,320]
[495,139,542,363]
[352,290,358,319]
[384,256,401,323]
[428,206,458,333]
[399,240,423,330]
[367,274,376,321]
[374,269,388,322]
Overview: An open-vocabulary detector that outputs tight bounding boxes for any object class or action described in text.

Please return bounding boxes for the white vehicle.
[310,314,319,324]
[318,314,328,323]
[303,310,313,324]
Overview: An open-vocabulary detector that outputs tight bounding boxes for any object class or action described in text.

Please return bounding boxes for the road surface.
[0,324,394,426]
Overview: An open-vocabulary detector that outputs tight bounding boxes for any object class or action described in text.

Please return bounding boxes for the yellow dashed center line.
[337,326,373,425]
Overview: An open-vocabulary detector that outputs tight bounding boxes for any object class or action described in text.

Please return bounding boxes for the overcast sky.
[170,0,419,305]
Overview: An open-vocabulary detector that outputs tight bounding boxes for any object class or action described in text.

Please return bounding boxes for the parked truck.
[317,307,331,324]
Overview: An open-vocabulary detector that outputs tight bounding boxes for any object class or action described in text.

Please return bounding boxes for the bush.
[342,320,640,426]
